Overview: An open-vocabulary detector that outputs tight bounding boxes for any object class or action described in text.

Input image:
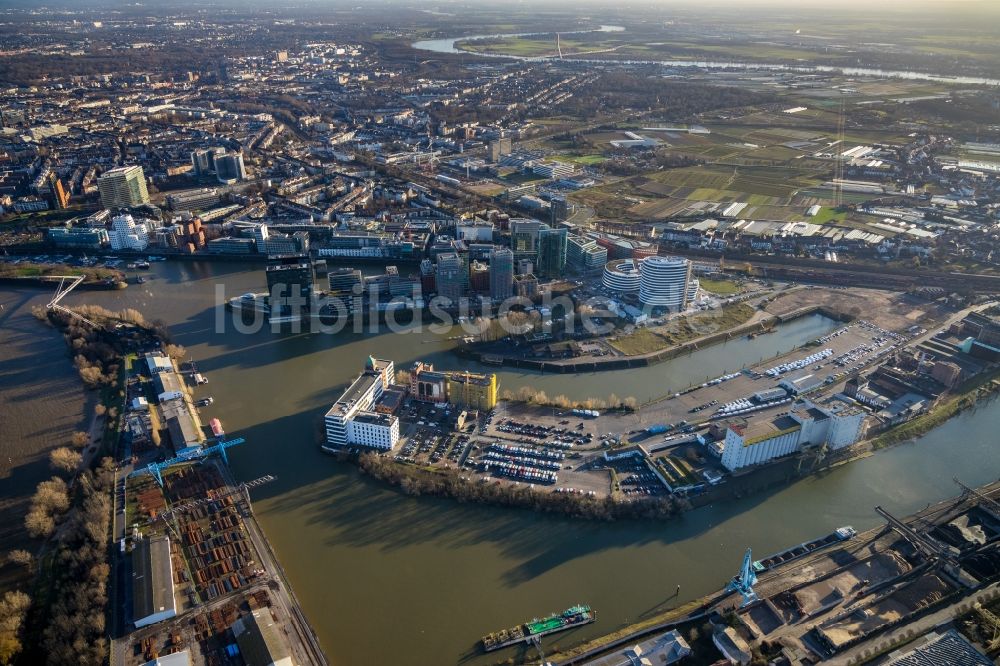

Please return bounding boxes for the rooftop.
[327,372,380,416]
[132,535,175,624]
[352,411,398,427]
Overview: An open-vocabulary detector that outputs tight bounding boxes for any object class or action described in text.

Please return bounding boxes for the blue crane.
[129,437,246,487]
[725,547,759,607]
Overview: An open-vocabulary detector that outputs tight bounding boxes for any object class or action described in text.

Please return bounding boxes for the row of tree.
[358,453,688,521]
[30,458,116,665]
[500,385,639,411]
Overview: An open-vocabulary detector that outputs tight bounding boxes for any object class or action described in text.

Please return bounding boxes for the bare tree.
[49,447,82,475]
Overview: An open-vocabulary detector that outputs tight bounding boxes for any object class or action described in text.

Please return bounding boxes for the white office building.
[346,412,400,450]
[639,256,692,311]
[109,213,151,251]
[602,259,642,294]
[323,356,395,450]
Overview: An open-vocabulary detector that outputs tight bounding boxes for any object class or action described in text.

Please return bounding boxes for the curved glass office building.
[602,259,642,293]
[638,256,692,310]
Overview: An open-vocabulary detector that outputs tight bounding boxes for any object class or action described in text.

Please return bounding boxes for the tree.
[24,508,54,539]
[164,344,186,359]
[5,551,32,572]
[49,447,82,475]
[70,431,89,449]
[0,590,31,665]
[33,478,69,513]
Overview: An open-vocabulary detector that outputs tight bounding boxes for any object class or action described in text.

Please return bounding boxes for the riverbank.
[337,353,1000,528]
[356,452,690,521]
[546,480,1000,664]
[456,304,851,374]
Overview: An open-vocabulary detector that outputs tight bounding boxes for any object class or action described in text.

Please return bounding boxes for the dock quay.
[549,479,1000,665]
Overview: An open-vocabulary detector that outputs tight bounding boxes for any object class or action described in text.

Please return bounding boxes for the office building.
[190,148,214,176]
[346,412,400,450]
[510,219,543,258]
[98,165,149,209]
[489,247,514,301]
[410,362,499,411]
[47,225,109,249]
[517,258,534,276]
[409,361,449,404]
[513,273,539,298]
[639,256,692,311]
[537,227,568,278]
[132,535,177,629]
[550,196,570,223]
[261,231,309,255]
[488,137,512,163]
[720,400,866,471]
[419,259,436,294]
[446,371,499,411]
[165,188,221,212]
[215,152,247,182]
[323,357,396,450]
[602,259,642,294]
[435,252,465,303]
[531,161,575,179]
[207,237,254,254]
[109,213,151,251]
[469,260,490,293]
[567,234,607,274]
[328,267,363,294]
[265,256,314,320]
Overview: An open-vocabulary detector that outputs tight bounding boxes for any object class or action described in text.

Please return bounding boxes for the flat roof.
[161,398,203,446]
[447,371,494,386]
[153,371,184,397]
[326,372,380,416]
[740,413,801,442]
[352,411,397,426]
[132,535,175,624]
[233,608,293,666]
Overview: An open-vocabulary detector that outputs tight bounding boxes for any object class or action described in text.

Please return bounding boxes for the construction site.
[717,479,1000,664]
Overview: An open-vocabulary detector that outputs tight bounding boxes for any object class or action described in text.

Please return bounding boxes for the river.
[1,260,997,665]
[412,28,1000,87]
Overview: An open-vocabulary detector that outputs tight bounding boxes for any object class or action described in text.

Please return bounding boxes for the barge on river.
[752,526,856,573]
[481,604,595,652]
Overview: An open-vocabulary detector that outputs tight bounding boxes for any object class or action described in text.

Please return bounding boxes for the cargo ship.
[481,604,595,652]
[752,526,856,573]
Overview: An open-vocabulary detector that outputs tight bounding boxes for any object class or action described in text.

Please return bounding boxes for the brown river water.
[0,260,996,665]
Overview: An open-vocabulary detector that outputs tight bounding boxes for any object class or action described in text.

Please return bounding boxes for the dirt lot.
[765,286,953,332]
[817,573,953,649]
[792,551,912,616]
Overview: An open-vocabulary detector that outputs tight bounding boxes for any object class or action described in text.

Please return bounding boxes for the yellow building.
[445,371,498,412]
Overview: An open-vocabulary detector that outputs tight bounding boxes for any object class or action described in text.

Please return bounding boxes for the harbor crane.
[726,547,759,607]
[129,437,246,487]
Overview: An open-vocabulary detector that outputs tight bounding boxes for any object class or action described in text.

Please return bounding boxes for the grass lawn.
[610,303,756,356]
[808,206,849,224]
[609,328,665,356]
[698,278,741,296]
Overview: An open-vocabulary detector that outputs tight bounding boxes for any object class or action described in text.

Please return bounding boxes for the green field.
[698,278,741,296]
